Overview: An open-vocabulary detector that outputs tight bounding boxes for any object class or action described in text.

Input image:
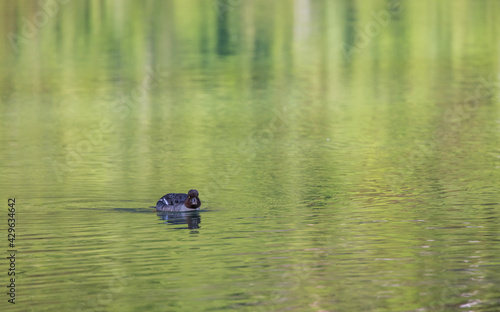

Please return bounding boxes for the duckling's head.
[185,189,201,209]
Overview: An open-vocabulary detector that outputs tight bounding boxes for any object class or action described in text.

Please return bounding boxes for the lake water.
[1,0,500,311]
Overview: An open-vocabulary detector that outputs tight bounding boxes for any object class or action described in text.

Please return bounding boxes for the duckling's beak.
[191,197,198,205]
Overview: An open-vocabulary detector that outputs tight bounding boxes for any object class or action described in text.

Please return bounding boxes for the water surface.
[1,0,499,311]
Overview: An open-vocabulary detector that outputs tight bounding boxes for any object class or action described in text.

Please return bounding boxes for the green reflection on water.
[0,0,499,311]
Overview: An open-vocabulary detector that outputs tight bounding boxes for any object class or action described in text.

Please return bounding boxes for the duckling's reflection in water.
[157,211,201,229]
